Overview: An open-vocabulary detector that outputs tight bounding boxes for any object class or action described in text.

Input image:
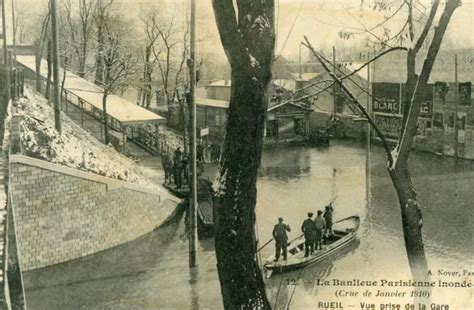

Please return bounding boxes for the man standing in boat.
[314,210,326,250]
[273,217,291,261]
[301,212,317,257]
[324,203,334,238]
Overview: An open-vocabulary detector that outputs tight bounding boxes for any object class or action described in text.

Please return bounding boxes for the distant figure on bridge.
[323,203,334,238]
[301,212,317,257]
[314,210,326,250]
[273,217,291,261]
[173,147,183,188]
[161,152,173,185]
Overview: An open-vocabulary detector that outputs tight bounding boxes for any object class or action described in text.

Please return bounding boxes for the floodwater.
[23,141,473,309]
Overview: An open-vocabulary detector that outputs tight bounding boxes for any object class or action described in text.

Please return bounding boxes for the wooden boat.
[263,215,360,278]
[163,178,215,236]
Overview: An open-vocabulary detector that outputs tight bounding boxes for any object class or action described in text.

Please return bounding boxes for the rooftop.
[16,56,164,126]
[372,49,474,83]
[195,97,229,109]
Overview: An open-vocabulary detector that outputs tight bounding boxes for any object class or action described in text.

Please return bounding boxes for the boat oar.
[257,237,274,252]
[258,232,305,252]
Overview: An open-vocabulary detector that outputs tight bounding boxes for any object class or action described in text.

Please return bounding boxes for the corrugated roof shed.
[17,55,164,125]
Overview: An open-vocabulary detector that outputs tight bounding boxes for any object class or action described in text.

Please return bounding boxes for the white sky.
[7,0,474,61]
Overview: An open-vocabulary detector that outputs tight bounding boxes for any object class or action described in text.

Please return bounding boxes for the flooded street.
[23,141,473,309]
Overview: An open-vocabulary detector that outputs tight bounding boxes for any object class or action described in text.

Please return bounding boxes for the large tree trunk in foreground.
[214,73,270,308]
[212,1,275,308]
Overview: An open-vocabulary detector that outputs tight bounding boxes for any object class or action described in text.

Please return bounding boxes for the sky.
[7,0,474,61]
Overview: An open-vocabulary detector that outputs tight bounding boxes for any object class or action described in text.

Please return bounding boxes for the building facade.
[372,49,474,159]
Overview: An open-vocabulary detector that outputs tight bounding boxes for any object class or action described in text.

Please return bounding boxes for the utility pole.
[1,0,11,113]
[332,46,337,115]
[299,42,302,79]
[11,0,16,61]
[454,54,458,162]
[50,0,62,133]
[188,0,198,268]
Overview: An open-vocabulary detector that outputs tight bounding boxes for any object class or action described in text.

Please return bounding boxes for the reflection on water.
[258,147,312,181]
[23,141,473,309]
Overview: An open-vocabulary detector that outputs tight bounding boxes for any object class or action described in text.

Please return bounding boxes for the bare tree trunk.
[46,39,52,100]
[211,1,275,307]
[95,23,105,85]
[389,164,427,280]
[102,92,109,144]
[214,73,271,308]
[34,40,42,93]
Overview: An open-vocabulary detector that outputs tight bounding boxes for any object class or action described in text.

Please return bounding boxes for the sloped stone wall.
[9,155,180,271]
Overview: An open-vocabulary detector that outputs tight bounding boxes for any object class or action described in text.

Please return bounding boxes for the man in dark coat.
[301,212,317,257]
[273,217,291,261]
[182,153,189,184]
[314,210,326,250]
[161,152,173,184]
[323,203,334,238]
[173,147,183,188]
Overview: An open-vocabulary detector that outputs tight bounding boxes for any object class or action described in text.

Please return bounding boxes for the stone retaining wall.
[8,155,180,271]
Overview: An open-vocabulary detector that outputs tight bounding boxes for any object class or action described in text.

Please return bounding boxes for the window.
[433,112,444,129]
[458,114,467,130]
[447,112,455,129]
[294,118,305,135]
[459,82,471,106]
[434,82,448,104]
[416,119,428,138]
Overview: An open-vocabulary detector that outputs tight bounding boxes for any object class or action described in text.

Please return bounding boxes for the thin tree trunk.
[46,39,52,100]
[34,40,42,93]
[102,92,109,144]
[95,23,105,85]
[214,73,271,309]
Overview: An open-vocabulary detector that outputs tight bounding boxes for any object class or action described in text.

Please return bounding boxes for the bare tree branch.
[303,37,394,165]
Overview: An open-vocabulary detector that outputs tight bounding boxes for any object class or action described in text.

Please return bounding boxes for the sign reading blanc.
[374,114,402,140]
[372,83,401,114]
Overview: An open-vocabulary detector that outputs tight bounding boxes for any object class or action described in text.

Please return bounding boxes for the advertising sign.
[374,113,403,140]
[418,84,434,118]
[372,83,401,114]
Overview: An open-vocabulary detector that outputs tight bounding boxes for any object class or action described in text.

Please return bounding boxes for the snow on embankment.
[16,87,161,188]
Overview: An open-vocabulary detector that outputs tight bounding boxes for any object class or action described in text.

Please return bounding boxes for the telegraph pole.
[1,0,11,106]
[188,0,198,268]
[11,0,16,61]
[50,0,62,133]
[454,54,458,162]
[299,42,302,79]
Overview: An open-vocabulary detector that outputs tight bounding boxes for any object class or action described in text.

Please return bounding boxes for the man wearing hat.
[323,203,334,238]
[173,147,183,188]
[301,212,317,257]
[314,210,326,250]
[272,217,291,261]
